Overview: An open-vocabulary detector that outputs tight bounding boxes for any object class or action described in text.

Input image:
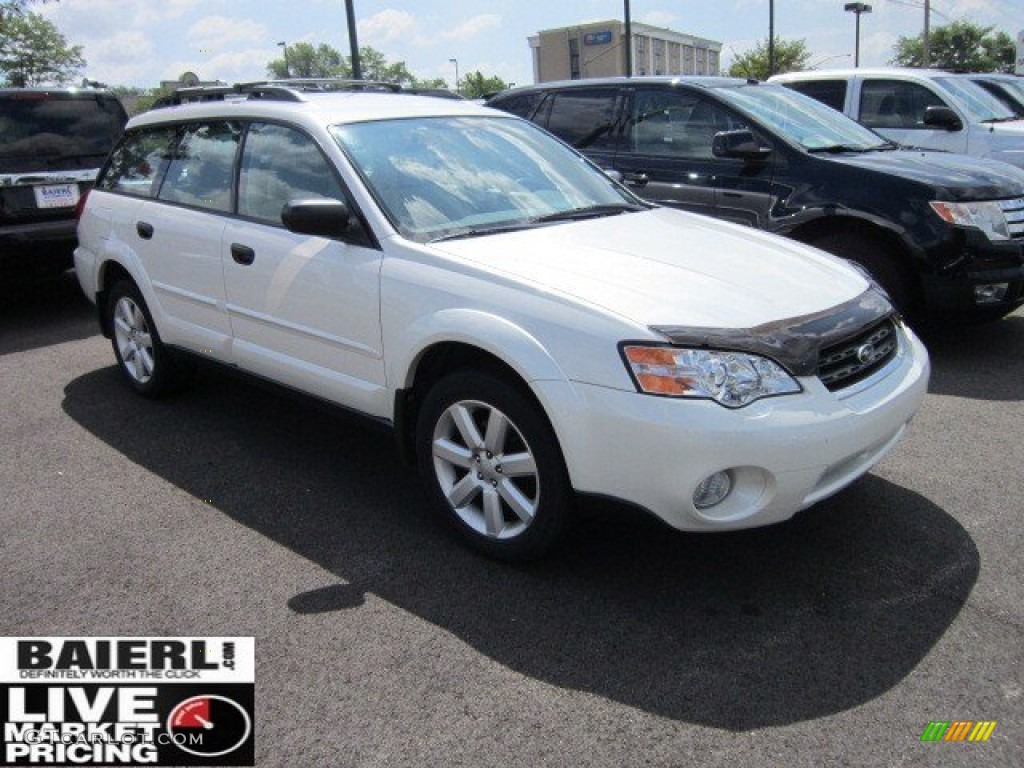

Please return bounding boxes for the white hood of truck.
[430,207,869,329]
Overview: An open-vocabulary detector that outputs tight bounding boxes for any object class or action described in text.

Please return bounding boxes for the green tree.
[727,37,811,80]
[892,20,1014,72]
[267,43,447,88]
[0,10,83,86]
[460,71,507,99]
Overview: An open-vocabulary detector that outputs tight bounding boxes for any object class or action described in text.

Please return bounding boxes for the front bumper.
[922,229,1024,317]
[535,323,929,532]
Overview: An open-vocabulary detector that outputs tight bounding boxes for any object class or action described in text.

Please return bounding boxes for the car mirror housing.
[281,199,352,239]
[712,129,773,162]
[922,106,963,131]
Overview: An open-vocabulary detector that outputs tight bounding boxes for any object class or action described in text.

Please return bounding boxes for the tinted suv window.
[783,80,846,112]
[0,92,126,173]
[158,121,241,212]
[489,92,542,119]
[238,123,346,224]
[542,89,618,150]
[631,89,747,159]
[100,128,177,198]
[859,79,945,129]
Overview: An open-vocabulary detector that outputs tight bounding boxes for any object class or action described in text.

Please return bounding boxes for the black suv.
[487,77,1024,323]
[1,87,128,277]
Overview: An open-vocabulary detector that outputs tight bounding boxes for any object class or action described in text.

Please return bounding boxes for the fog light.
[974,283,1009,304]
[693,471,733,509]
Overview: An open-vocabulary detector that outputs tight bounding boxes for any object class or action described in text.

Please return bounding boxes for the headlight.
[929,201,1010,242]
[622,346,802,408]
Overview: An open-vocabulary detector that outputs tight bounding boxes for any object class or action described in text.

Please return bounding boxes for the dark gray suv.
[1,87,127,277]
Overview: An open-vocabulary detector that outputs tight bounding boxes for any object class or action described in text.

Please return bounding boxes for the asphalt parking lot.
[1,273,1021,767]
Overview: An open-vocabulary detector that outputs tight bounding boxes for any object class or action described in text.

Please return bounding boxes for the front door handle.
[230,243,255,266]
[623,172,649,187]
[136,221,154,240]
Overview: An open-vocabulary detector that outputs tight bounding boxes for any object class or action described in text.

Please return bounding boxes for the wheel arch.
[95,260,135,338]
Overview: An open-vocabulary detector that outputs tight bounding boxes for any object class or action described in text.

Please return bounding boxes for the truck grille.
[1000,197,1024,240]
[818,318,899,391]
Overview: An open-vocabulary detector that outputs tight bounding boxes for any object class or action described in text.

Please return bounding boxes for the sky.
[34,0,1024,89]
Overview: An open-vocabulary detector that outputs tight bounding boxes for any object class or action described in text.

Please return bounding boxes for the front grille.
[999,197,1024,240]
[818,318,899,391]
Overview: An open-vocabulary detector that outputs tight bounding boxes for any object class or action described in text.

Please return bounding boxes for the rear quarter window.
[487,92,543,119]
[541,89,619,150]
[99,127,178,198]
[782,80,847,112]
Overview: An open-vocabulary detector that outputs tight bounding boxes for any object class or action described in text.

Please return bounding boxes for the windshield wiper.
[532,203,646,223]
[806,144,869,154]
[981,116,1021,124]
[428,221,540,243]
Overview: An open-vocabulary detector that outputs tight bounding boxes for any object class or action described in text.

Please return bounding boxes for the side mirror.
[922,105,963,131]
[712,129,773,161]
[602,168,624,183]
[281,199,352,238]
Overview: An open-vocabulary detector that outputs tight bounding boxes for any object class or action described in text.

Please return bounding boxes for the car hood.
[429,208,869,330]
[824,148,1024,200]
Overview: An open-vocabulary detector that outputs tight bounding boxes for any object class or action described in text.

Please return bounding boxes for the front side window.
[331,116,639,243]
[859,80,946,129]
[543,89,618,150]
[157,121,241,212]
[99,127,177,198]
[630,89,747,159]
[238,123,346,225]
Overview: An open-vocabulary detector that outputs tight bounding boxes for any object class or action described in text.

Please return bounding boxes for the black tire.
[810,231,921,321]
[106,280,184,398]
[415,370,572,561]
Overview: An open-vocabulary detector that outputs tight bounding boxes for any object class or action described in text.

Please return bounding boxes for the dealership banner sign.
[0,638,254,766]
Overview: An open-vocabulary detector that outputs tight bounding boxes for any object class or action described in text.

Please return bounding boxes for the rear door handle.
[136,221,154,240]
[623,172,649,187]
[230,243,255,265]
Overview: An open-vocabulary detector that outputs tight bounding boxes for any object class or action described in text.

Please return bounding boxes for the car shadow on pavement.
[917,313,1024,402]
[63,365,979,732]
[0,271,97,356]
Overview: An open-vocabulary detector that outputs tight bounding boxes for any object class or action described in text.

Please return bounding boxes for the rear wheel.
[107,280,183,398]
[810,231,920,321]
[415,371,571,561]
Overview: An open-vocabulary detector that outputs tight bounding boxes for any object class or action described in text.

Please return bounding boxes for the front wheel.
[415,371,572,561]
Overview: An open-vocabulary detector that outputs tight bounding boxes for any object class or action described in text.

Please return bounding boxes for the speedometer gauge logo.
[168,694,252,758]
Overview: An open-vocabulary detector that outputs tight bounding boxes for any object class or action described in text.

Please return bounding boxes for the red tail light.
[75,189,90,219]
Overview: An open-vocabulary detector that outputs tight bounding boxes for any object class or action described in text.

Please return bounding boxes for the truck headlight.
[929,201,1010,242]
[622,346,802,408]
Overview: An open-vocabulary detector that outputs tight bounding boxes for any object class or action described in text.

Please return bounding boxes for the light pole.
[277,41,289,78]
[345,0,361,79]
[449,58,459,95]
[844,3,872,68]
[623,0,632,77]
[768,0,775,77]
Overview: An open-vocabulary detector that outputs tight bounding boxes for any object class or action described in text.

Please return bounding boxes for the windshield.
[972,77,1024,116]
[330,116,639,243]
[713,84,890,151]
[934,77,1016,122]
[0,94,126,170]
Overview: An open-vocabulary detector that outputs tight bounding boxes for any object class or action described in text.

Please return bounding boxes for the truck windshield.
[934,77,1017,123]
[714,84,890,152]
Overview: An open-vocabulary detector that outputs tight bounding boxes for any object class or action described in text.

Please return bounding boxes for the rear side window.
[783,80,847,112]
[488,92,542,119]
[157,121,241,212]
[542,89,619,150]
[0,93,126,173]
[238,123,346,225]
[859,80,946,129]
[99,127,177,198]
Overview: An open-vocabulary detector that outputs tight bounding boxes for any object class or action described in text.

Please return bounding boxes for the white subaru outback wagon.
[75,81,930,560]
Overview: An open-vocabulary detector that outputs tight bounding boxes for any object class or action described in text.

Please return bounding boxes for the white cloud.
[187,16,268,49]
[162,48,277,85]
[443,14,501,42]
[86,31,155,64]
[640,11,679,29]
[358,9,419,45]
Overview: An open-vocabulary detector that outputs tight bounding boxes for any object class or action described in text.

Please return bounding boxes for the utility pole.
[345,0,361,80]
[923,0,931,68]
[768,0,775,77]
[624,0,632,77]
